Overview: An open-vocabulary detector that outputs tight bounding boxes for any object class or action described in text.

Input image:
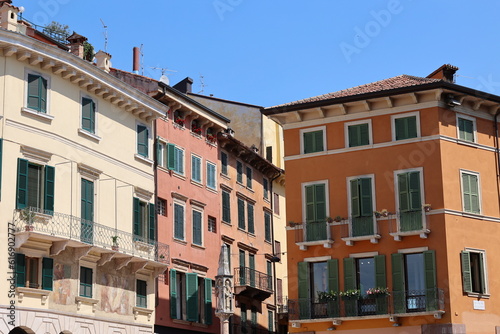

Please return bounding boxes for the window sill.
[246,187,254,193]
[466,292,490,299]
[222,220,231,226]
[390,229,430,241]
[133,306,154,321]
[191,180,203,188]
[190,132,203,139]
[16,287,50,305]
[21,107,54,122]
[173,238,187,245]
[220,173,230,180]
[205,140,217,146]
[191,243,205,250]
[206,186,218,194]
[172,172,186,181]
[75,296,99,311]
[173,123,185,130]
[457,139,478,148]
[296,240,334,251]
[78,128,101,142]
[342,234,381,246]
[134,154,153,166]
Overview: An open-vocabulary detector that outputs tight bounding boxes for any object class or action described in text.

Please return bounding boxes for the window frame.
[80,94,98,136]
[206,161,217,190]
[136,278,148,308]
[300,126,326,155]
[16,158,55,213]
[136,122,151,158]
[346,174,377,238]
[391,111,420,141]
[24,70,50,114]
[192,206,204,246]
[157,139,168,168]
[460,170,481,214]
[208,216,216,233]
[173,200,186,241]
[301,180,330,223]
[456,114,476,143]
[461,247,489,296]
[133,197,156,243]
[191,154,202,184]
[344,119,372,148]
[394,167,425,217]
[79,263,95,298]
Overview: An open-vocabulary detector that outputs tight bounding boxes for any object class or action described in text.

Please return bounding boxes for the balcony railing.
[340,216,381,238]
[230,324,276,334]
[388,210,430,240]
[13,207,169,264]
[234,267,273,293]
[277,296,288,314]
[288,288,444,321]
[293,221,333,243]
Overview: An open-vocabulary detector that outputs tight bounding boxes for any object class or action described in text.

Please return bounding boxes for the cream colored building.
[0,3,168,333]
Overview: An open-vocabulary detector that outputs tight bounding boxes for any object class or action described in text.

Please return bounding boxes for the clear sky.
[21,0,500,107]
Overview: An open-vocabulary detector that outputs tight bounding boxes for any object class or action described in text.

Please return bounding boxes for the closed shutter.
[82,97,95,133]
[237,161,243,183]
[42,257,53,291]
[247,203,254,234]
[40,76,47,113]
[360,123,369,145]
[174,204,184,240]
[246,167,252,188]
[343,257,356,290]
[470,174,480,213]
[464,119,474,142]
[15,253,26,287]
[167,143,176,170]
[305,185,315,222]
[408,116,417,138]
[249,254,255,287]
[391,253,405,313]
[398,173,409,212]
[461,251,472,293]
[137,125,149,157]
[186,273,199,321]
[207,163,216,188]
[360,178,372,216]
[222,191,231,223]
[327,259,339,292]
[408,172,421,210]
[193,210,202,245]
[238,198,245,230]
[264,212,271,241]
[424,250,437,311]
[221,152,228,175]
[374,255,386,288]
[191,156,200,182]
[81,179,93,222]
[148,203,155,242]
[303,131,314,154]
[44,165,55,213]
[350,179,360,217]
[395,117,405,140]
[297,261,310,319]
[27,74,45,112]
[204,278,213,324]
[239,250,246,285]
[348,125,358,147]
[170,269,177,319]
[133,197,140,236]
[16,158,29,209]
[458,118,465,140]
[314,130,324,152]
[315,184,326,222]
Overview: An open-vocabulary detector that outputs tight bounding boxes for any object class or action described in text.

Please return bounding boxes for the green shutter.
[249,254,255,286]
[82,97,95,133]
[461,251,472,293]
[193,210,202,245]
[174,204,184,240]
[44,165,55,213]
[247,203,254,234]
[170,269,177,319]
[315,184,326,222]
[314,131,324,152]
[167,143,176,170]
[479,252,486,294]
[238,198,245,229]
[221,152,228,175]
[16,158,29,209]
[348,125,358,147]
[391,253,405,313]
[462,173,471,212]
[398,173,409,212]
[15,253,26,287]
[148,203,155,242]
[465,119,474,142]
[360,123,369,145]
[470,174,480,214]
[374,255,386,288]
[458,118,465,140]
[327,259,339,292]
[237,161,243,183]
[264,212,271,241]
[408,172,421,210]
[186,273,199,322]
[350,179,360,217]
[395,118,405,140]
[297,261,310,319]
[360,178,372,216]
[305,185,315,222]
[408,116,417,138]
[137,125,149,157]
[424,250,437,311]
[343,257,356,290]
[303,132,314,154]
[239,250,246,285]
[27,74,46,112]
[0,138,2,200]
[42,257,53,291]
[205,278,213,325]
[222,191,230,223]
[133,197,140,236]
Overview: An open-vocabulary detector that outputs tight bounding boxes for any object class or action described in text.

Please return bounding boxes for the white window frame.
[345,174,377,240]
[300,125,326,155]
[391,111,421,141]
[456,114,477,143]
[191,154,202,184]
[206,160,217,190]
[78,260,96,298]
[78,92,100,141]
[459,169,482,215]
[135,121,152,163]
[464,247,489,296]
[344,119,373,148]
[23,69,52,117]
[157,138,168,169]
[173,146,185,176]
[173,199,186,242]
[301,179,330,223]
[221,151,229,176]
[135,273,150,308]
[192,206,204,247]
[393,167,425,214]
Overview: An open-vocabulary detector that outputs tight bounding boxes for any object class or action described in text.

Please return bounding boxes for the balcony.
[234,267,273,301]
[288,288,444,323]
[277,296,288,314]
[340,216,381,245]
[230,324,276,334]
[292,221,334,250]
[389,210,430,241]
[13,208,169,271]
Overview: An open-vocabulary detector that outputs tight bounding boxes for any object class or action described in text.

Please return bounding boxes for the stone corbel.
[130,261,148,274]
[53,64,67,75]
[29,56,44,66]
[4,46,18,57]
[17,51,30,61]
[115,256,133,270]
[97,252,115,266]
[74,246,93,260]
[50,240,69,256]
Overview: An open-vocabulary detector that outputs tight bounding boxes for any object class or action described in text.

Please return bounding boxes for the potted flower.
[174,117,185,127]
[111,235,120,251]
[333,216,343,223]
[380,209,389,217]
[192,126,202,135]
[366,287,390,297]
[326,217,334,223]
[318,290,337,302]
[374,211,382,218]
[423,204,432,212]
[206,134,217,143]
[339,289,361,300]
[20,207,35,231]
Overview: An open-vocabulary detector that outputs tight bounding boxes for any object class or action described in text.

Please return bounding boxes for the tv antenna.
[150,66,177,85]
[198,74,207,94]
[100,18,108,52]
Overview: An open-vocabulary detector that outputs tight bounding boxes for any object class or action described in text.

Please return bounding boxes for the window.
[136,279,147,308]
[392,250,437,313]
[347,122,370,147]
[264,211,271,242]
[461,249,488,295]
[208,216,216,233]
[16,158,55,212]
[222,190,231,223]
[302,128,325,154]
[241,303,247,328]
[81,179,94,244]
[236,161,243,184]
[174,202,185,240]
[303,182,328,242]
[393,113,419,141]
[221,151,228,176]
[457,115,475,142]
[461,171,480,214]
[157,198,167,216]
[207,162,216,190]
[246,167,252,189]
[273,193,280,215]
[239,250,246,285]
[133,198,156,242]
[191,155,202,183]
[157,140,168,168]
[170,269,212,324]
[80,266,93,298]
[268,310,274,333]
[238,198,245,230]
[349,177,374,237]
[396,170,423,231]
[192,208,203,246]
[267,260,273,290]
[263,178,269,200]
[137,124,149,158]
[251,307,257,329]
[247,202,254,234]
[81,97,96,134]
[27,73,47,113]
[167,144,184,175]
[266,146,273,162]
[15,254,53,290]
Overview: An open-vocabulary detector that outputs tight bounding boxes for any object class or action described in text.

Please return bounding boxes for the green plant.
[111,235,120,245]
[334,215,342,222]
[366,287,390,297]
[20,208,35,225]
[318,290,337,302]
[83,41,94,62]
[339,289,361,299]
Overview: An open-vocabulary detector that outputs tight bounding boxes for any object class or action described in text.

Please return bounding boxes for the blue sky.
[21,0,500,107]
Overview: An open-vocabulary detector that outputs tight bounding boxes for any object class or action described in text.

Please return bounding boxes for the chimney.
[426,64,459,83]
[95,50,112,73]
[173,77,194,93]
[133,47,140,74]
[66,32,88,59]
[0,1,20,31]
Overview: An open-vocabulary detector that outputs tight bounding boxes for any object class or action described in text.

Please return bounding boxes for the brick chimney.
[67,32,88,59]
[427,64,459,83]
[0,1,20,31]
[95,50,112,73]
[173,77,193,93]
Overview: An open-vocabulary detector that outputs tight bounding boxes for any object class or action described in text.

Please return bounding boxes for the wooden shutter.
[465,119,474,142]
[374,255,386,288]
[395,117,405,140]
[221,152,228,175]
[360,123,369,145]
[133,197,140,236]
[458,118,465,140]
[343,257,356,290]
[305,185,315,222]
[246,167,252,188]
[16,158,29,209]
[408,171,421,210]
[314,184,326,222]
[350,179,360,217]
[222,191,230,223]
[327,259,339,292]
[461,251,472,293]
[470,174,480,213]
[81,179,93,221]
[193,210,202,245]
[186,273,199,321]
[170,269,177,318]
[191,156,199,181]
[15,253,26,287]
[174,204,184,240]
[238,198,245,230]
[27,74,41,111]
[264,212,271,241]
[81,97,95,133]
[348,125,358,147]
[137,125,148,157]
[462,173,471,212]
[408,116,417,138]
[314,130,324,152]
[297,262,310,319]
[424,250,437,311]
[167,143,176,170]
[391,253,405,313]
[398,173,409,212]
[42,257,54,291]
[148,203,156,241]
[40,76,47,113]
[247,203,254,234]
[303,131,314,154]
[360,178,372,216]
[204,278,213,325]
[237,161,243,183]
[44,165,55,213]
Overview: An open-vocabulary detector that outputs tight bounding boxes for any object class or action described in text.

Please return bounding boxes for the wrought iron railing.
[293,221,332,243]
[234,267,273,293]
[388,210,429,234]
[277,296,288,314]
[231,324,276,334]
[288,288,444,320]
[340,216,379,238]
[13,208,169,264]
[18,13,70,44]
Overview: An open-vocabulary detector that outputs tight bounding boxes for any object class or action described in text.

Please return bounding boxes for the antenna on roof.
[150,66,177,86]
[198,74,207,94]
[100,18,108,52]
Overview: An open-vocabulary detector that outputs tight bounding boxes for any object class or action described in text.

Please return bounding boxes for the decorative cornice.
[171,192,188,202]
[237,242,258,254]
[134,186,153,201]
[20,145,52,163]
[78,163,102,180]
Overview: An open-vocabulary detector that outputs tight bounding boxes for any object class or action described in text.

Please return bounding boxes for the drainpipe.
[494,110,500,209]
[269,169,282,333]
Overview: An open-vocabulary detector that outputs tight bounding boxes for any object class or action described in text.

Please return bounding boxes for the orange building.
[263,65,500,333]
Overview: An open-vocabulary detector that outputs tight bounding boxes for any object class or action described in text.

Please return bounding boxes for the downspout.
[494,110,500,210]
[269,169,282,333]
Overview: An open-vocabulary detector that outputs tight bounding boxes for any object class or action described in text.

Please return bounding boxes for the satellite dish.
[159,75,169,85]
